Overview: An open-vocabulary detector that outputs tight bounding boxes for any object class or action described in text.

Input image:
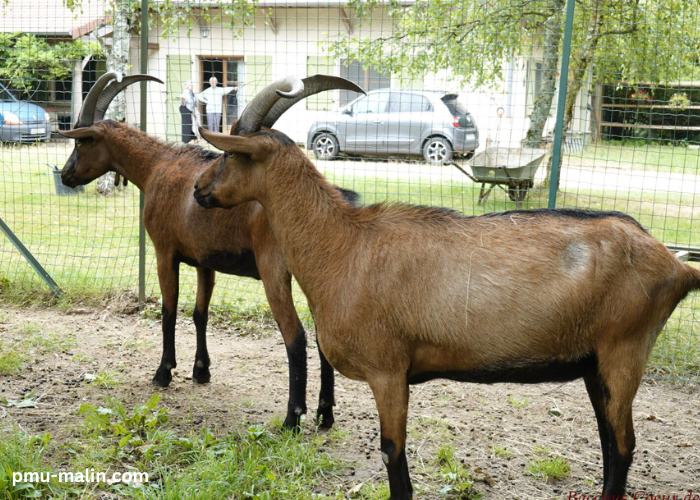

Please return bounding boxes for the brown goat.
[193,94,700,498]
[59,73,363,430]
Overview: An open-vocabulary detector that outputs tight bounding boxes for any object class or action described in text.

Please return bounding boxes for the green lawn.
[1,141,699,381]
[566,140,700,175]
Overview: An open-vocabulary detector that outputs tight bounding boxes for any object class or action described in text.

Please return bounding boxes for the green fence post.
[0,216,62,297]
[548,0,576,209]
[138,0,148,305]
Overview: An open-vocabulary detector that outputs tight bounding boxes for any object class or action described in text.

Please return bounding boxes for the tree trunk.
[523,0,565,149]
[97,0,131,196]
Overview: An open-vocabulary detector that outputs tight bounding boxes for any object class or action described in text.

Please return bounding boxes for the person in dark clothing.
[179,80,197,143]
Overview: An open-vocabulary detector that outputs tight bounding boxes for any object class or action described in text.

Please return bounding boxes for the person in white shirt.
[198,77,237,133]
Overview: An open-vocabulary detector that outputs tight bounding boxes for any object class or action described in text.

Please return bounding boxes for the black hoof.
[151,366,173,387]
[192,361,211,384]
[316,405,335,429]
[282,414,303,433]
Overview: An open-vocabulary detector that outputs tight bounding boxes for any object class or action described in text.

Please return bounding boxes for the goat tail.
[685,263,700,291]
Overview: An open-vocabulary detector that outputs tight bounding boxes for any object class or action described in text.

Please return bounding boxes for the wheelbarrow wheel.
[507,180,533,203]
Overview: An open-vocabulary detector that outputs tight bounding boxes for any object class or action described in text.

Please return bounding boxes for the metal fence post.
[548,0,576,209]
[138,0,148,305]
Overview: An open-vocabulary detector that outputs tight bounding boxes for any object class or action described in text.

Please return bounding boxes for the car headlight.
[44,112,51,123]
[3,112,22,125]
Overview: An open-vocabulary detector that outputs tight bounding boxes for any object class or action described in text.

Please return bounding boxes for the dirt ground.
[1,304,699,499]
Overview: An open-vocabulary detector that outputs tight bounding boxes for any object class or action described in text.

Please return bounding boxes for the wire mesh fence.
[0,0,698,382]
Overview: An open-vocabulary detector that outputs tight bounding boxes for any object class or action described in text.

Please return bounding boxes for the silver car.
[307,89,479,164]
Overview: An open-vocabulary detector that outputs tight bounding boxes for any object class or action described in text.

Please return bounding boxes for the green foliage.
[0,32,102,92]
[327,0,548,88]
[526,455,570,482]
[0,431,59,499]
[433,445,481,499]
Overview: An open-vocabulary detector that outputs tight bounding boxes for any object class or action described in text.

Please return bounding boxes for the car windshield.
[0,83,17,102]
[442,95,469,116]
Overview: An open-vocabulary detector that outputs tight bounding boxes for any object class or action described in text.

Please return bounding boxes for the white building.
[1,0,592,148]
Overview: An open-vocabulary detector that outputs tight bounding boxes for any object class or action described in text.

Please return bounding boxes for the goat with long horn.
[194,76,700,499]
[59,73,363,431]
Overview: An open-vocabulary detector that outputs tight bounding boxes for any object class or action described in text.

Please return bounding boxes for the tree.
[0,33,101,92]
[326,0,560,148]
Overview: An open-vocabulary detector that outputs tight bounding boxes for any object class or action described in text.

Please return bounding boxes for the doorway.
[200,57,244,131]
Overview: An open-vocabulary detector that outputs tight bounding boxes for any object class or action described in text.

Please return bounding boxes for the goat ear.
[199,127,264,159]
[59,127,103,141]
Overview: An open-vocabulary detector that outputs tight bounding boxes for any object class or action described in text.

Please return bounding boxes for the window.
[526,60,543,112]
[339,59,390,107]
[353,93,390,114]
[388,93,431,113]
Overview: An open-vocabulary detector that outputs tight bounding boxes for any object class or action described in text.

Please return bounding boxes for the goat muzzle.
[193,185,222,209]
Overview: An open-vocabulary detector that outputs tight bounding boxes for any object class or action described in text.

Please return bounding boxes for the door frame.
[198,56,245,131]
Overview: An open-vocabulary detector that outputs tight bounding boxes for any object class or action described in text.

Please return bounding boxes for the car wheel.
[312,133,339,160]
[423,137,453,164]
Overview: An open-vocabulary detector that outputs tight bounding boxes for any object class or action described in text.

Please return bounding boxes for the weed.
[86,369,123,388]
[433,444,481,499]
[507,395,530,408]
[527,456,571,482]
[491,446,512,458]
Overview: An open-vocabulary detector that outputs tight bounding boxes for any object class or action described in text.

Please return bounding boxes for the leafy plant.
[527,455,570,482]
[0,32,102,92]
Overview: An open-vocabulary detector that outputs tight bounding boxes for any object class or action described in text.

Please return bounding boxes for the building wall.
[124,6,592,148]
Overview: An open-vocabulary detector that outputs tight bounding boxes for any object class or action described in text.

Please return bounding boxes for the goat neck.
[257,153,356,297]
[101,123,169,192]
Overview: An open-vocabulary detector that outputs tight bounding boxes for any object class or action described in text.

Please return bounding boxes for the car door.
[386,93,432,154]
[340,92,390,154]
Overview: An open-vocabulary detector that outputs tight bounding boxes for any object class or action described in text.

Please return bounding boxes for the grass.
[565,140,700,175]
[526,456,571,483]
[0,395,348,500]
[1,141,700,380]
[0,320,75,375]
[507,396,530,409]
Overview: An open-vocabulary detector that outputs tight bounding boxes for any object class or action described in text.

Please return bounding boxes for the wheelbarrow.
[452,147,547,208]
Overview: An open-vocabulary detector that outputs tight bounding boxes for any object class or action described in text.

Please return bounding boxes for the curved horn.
[75,72,118,127]
[232,76,304,135]
[261,75,366,129]
[94,74,164,122]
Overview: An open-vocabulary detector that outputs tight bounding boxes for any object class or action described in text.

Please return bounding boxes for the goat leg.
[192,267,215,384]
[316,343,335,429]
[152,257,180,387]
[369,374,412,500]
[584,373,611,487]
[598,344,643,498]
[256,247,308,431]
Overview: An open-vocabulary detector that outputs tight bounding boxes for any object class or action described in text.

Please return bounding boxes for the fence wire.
[0,0,698,382]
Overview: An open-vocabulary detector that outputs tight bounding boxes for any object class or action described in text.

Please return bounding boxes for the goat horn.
[232,76,305,135]
[93,74,164,122]
[76,72,119,127]
[261,75,366,129]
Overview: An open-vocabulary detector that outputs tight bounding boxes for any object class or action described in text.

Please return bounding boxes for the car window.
[353,93,390,114]
[0,85,16,102]
[442,95,469,116]
[389,93,431,113]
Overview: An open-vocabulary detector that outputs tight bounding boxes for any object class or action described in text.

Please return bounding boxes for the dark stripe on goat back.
[170,145,222,162]
[335,186,361,205]
[480,208,648,233]
[369,204,647,232]
[408,353,598,385]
